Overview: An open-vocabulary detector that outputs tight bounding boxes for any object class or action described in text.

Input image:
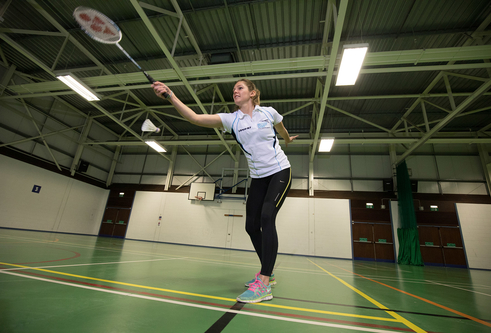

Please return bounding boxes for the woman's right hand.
[152,81,172,99]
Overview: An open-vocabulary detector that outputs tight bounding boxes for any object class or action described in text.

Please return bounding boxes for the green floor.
[1,228,490,333]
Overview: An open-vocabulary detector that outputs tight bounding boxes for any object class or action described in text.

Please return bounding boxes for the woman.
[152,79,297,303]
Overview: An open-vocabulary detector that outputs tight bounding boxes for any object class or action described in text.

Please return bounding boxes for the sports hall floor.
[0,228,490,333]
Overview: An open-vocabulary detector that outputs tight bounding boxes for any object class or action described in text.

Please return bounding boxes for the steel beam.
[326,103,391,133]
[395,79,491,165]
[390,11,491,133]
[130,0,236,162]
[6,47,491,97]
[164,146,178,191]
[223,0,243,62]
[20,99,61,170]
[85,136,491,147]
[106,146,121,187]
[175,149,227,190]
[0,64,15,96]
[70,118,93,176]
[0,125,84,148]
[310,0,348,161]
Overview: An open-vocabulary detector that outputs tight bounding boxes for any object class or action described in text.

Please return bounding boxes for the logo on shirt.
[257,122,268,129]
[238,126,251,133]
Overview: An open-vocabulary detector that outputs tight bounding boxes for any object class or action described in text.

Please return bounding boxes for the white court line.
[177,256,481,289]
[0,269,402,333]
[1,257,188,271]
[425,280,491,297]
[4,234,488,290]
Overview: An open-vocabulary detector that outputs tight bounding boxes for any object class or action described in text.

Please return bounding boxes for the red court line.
[16,248,81,265]
[327,263,491,329]
[2,267,440,332]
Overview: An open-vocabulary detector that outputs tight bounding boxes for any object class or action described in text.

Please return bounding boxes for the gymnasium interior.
[1,1,491,332]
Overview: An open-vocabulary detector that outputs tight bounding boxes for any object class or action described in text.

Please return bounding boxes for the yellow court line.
[308,259,427,333]
[0,261,398,323]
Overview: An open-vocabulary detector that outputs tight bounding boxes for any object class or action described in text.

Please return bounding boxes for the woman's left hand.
[285,135,298,147]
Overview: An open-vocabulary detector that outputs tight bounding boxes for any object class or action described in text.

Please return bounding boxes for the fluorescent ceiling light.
[319,138,334,152]
[335,43,368,86]
[145,140,166,153]
[56,74,99,101]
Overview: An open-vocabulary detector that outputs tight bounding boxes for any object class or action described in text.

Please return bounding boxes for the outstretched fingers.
[286,135,298,147]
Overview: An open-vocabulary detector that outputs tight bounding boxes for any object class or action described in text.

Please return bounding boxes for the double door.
[418,225,467,267]
[99,207,131,238]
[352,222,395,262]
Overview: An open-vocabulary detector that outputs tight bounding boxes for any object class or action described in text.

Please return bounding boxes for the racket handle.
[144,71,169,99]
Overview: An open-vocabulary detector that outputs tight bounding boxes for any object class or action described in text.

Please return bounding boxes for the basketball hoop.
[195,196,204,201]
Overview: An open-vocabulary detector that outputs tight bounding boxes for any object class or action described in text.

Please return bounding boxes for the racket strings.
[74,7,121,44]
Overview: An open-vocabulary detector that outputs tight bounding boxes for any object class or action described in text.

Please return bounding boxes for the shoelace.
[248,279,267,294]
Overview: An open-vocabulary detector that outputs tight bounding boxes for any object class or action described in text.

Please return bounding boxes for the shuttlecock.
[141,119,160,133]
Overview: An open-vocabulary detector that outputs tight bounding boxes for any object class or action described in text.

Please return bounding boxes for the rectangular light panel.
[145,140,166,153]
[335,44,368,86]
[57,74,100,101]
[319,138,335,152]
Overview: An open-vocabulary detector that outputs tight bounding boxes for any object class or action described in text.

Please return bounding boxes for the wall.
[390,201,401,259]
[0,155,109,235]
[126,191,352,259]
[391,199,490,269]
[456,203,491,270]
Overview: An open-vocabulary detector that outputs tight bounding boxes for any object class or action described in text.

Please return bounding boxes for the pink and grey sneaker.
[245,272,276,287]
[237,278,273,303]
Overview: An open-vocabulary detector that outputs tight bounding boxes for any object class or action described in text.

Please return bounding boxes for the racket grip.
[144,71,169,98]
[143,71,155,83]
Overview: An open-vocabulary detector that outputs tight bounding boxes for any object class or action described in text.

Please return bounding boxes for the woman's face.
[233,81,255,106]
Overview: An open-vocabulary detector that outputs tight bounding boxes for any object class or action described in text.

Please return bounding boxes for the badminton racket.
[141,119,160,133]
[73,6,169,98]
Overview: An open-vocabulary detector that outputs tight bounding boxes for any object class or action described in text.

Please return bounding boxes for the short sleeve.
[264,107,283,125]
[217,112,236,133]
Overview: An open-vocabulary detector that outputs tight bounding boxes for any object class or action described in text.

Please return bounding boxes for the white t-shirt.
[218,105,291,178]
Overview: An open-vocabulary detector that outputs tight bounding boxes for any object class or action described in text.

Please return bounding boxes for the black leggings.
[245,168,291,277]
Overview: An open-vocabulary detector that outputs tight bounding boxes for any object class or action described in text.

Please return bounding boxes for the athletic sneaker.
[237,278,273,303]
[245,272,276,287]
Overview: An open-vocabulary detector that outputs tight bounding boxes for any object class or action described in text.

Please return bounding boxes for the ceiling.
[1,0,491,165]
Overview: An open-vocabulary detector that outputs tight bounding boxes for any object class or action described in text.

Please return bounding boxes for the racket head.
[73,6,122,44]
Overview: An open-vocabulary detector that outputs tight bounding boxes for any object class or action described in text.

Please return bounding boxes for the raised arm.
[152,81,223,129]
[274,121,298,147]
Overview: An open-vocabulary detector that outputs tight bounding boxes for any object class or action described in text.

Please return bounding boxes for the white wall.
[456,203,491,270]
[126,191,352,259]
[0,155,109,235]
[390,200,401,259]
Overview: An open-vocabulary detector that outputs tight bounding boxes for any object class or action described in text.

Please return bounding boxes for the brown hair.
[234,79,260,110]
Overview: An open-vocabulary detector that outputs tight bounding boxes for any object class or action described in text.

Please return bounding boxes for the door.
[418,226,467,267]
[352,222,395,262]
[99,207,131,238]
